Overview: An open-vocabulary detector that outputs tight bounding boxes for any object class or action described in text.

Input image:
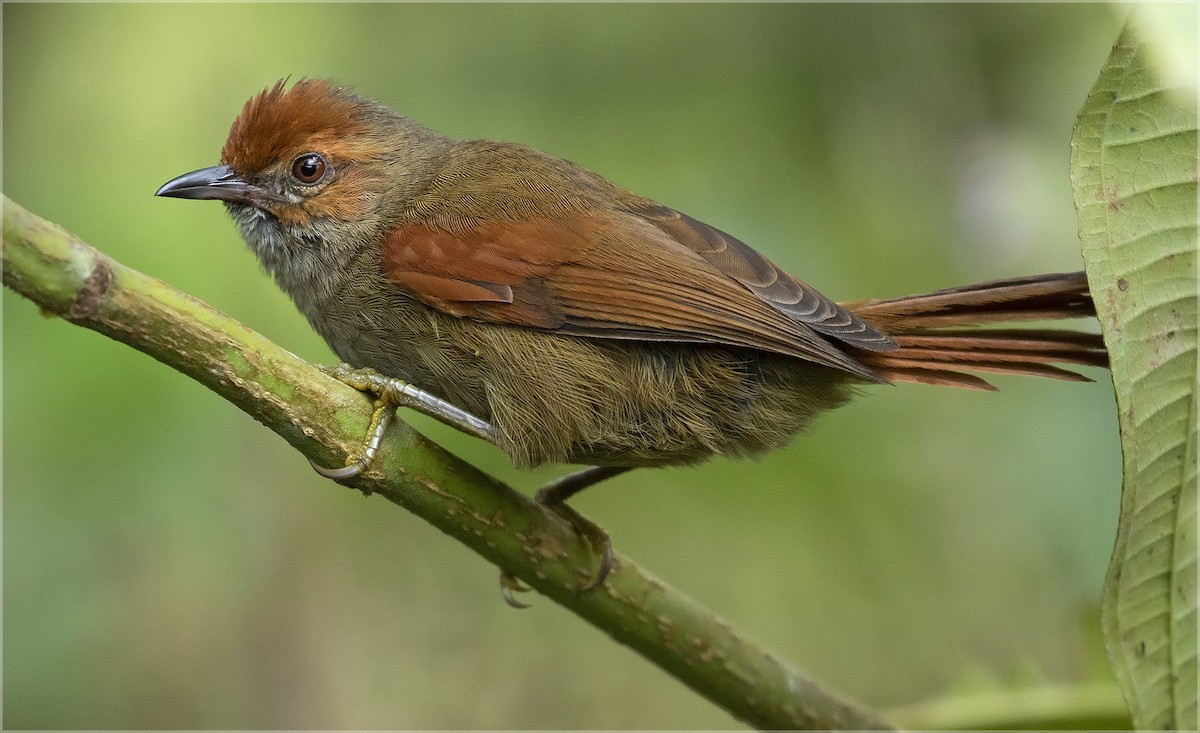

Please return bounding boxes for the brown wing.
[379,210,887,380]
[626,203,893,351]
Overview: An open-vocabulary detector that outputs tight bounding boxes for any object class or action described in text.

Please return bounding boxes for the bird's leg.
[309,363,494,480]
[311,364,626,607]
[500,465,631,608]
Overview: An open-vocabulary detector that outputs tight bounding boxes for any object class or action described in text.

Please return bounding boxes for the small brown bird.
[157,79,1105,600]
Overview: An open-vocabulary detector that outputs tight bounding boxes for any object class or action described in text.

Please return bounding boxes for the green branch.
[887,683,1130,729]
[1,195,893,731]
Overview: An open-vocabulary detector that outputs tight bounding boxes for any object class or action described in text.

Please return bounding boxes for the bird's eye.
[291,154,327,185]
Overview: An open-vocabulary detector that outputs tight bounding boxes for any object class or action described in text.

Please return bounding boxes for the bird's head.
[156,78,451,293]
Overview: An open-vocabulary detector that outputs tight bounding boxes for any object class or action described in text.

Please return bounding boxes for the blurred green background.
[5,3,1128,728]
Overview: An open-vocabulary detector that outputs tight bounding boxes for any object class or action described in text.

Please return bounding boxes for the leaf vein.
[1110,179,1198,206]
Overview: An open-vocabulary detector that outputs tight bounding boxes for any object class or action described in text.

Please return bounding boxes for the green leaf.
[1071,25,1198,729]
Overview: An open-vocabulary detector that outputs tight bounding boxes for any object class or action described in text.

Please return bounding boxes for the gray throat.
[227,203,346,321]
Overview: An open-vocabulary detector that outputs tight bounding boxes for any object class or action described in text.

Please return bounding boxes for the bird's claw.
[583,535,615,592]
[541,497,614,592]
[308,457,366,480]
[308,366,399,482]
[499,571,532,609]
[495,482,615,608]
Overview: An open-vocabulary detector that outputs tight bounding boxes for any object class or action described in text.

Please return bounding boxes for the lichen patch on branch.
[68,256,111,319]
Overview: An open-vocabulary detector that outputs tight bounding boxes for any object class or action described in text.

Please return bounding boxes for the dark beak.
[155,164,270,206]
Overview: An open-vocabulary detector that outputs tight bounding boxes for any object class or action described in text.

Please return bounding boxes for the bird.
[157,78,1106,603]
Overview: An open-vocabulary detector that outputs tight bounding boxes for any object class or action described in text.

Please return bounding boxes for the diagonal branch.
[1,195,893,730]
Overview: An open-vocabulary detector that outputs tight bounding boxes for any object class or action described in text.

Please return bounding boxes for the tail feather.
[877,307,1093,328]
[842,271,1107,389]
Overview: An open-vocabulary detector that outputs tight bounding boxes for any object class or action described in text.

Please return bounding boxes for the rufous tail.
[842,271,1108,391]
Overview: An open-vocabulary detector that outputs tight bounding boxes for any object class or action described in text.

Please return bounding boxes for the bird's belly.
[313,296,496,420]
[310,282,855,469]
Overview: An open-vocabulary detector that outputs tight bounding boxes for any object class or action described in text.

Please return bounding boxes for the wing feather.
[628,203,894,348]
[379,211,885,379]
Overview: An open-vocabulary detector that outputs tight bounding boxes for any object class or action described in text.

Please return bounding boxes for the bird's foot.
[310,365,623,609]
[309,364,494,480]
[498,466,628,608]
